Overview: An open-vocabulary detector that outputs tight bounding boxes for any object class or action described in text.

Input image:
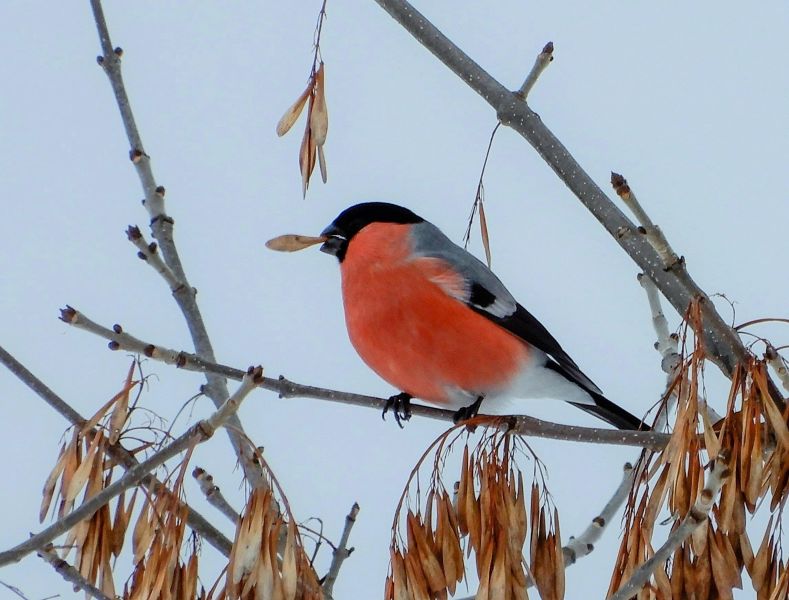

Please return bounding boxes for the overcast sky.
[1,1,787,598]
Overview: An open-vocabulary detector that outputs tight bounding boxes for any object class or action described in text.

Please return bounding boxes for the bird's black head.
[320,202,423,261]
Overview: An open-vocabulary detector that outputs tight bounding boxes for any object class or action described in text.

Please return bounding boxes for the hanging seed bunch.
[39,361,140,598]
[276,1,329,198]
[385,420,564,600]
[211,447,322,600]
[124,448,200,600]
[609,301,788,599]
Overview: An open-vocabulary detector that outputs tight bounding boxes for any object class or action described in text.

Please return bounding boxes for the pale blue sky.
[1,1,787,598]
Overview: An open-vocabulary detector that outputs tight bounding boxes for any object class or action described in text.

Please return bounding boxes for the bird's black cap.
[320,202,423,261]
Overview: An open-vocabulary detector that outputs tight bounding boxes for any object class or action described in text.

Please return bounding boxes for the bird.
[318,202,647,431]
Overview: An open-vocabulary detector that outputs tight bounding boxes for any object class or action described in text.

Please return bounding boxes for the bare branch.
[88,0,266,486]
[639,273,684,429]
[563,462,634,566]
[370,0,785,412]
[765,344,789,393]
[38,546,113,600]
[612,173,680,269]
[608,452,731,600]
[126,225,183,291]
[61,306,671,449]
[516,41,554,99]
[193,467,240,522]
[322,502,360,598]
[0,343,232,556]
[0,366,261,567]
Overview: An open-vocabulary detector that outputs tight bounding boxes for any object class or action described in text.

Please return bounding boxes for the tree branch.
[37,546,113,600]
[0,361,260,567]
[322,502,360,598]
[88,0,266,486]
[193,467,240,523]
[516,41,554,99]
[563,462,634,566]
[608,452,731,600]
[371,0,784,413]
[61,306,672,450]
[0,344,233,556]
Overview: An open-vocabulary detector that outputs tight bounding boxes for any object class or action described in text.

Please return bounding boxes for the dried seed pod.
[309,63,328,147]
[298,118,316,198]
[276,85,311,137]
[265,234,326,252]
[40,442,67,522]
[407,510,445,593]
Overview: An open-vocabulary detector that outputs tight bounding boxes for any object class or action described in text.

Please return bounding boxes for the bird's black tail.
[571,391,650,431]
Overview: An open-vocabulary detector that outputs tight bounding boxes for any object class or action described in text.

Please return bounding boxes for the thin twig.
[463,121,500,267]
[563,462,634,566]
[126,225,183,291]
[38,546,113,600]
[371,0,785,413]
[61,306,672,449]
[0,343,232,556]
[516,41,554,99]
[639,273,683,428]
[608,452,731,600]
[322,502,360,598]
[88,0,266,487]
[193,467,240,522]
[612,173,681,270]
[765,344,789,393]
[0,367,261,567]
[0,581,29,600]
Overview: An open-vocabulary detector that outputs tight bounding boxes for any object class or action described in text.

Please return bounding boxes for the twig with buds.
[126,225,183,292]
[563,462,634,566]
[612,173,681,270]
[322,502,360,598]
[516,41,554,99]
[61,306,672,449]
[765,344,789,393]
[193,467,240,522]
[88,0,266,487]
[608,452,731,600]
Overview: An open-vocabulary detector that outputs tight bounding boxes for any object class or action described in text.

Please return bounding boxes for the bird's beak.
[319,235,345,256]
[319,224,346,257]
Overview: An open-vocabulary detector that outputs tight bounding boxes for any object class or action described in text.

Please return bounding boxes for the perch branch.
[61,307,671,449]
[322,502,360,598]
[0,343,232,556]
[370,0,784,412]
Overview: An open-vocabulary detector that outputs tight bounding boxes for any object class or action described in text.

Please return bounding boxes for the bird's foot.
[383,392,413,428]
[452,395,484,425]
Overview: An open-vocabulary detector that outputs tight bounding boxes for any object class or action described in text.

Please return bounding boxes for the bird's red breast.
[339,222,530,405]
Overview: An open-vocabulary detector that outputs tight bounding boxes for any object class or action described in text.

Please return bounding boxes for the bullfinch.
[319,202,647,431]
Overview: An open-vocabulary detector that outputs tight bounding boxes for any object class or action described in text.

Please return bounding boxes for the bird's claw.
[383,392,413,428]
[452,395,484,425]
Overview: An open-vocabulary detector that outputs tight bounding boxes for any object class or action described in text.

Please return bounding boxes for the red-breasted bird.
[318,202,647,430]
